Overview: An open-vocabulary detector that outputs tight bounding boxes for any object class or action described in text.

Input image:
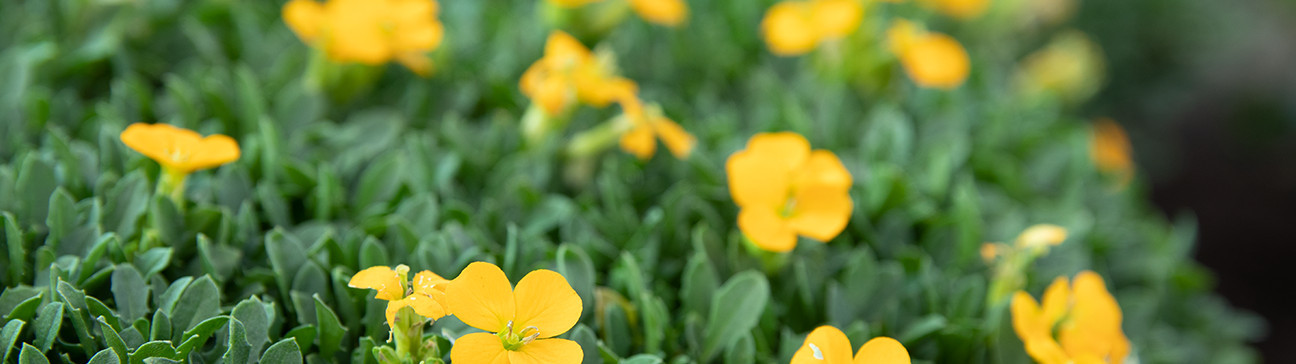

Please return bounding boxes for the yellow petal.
[885,19,921,55]
[899,32,970,90]
[349,266,406,301]
[1039,276,1072,326]
[391,10,443,52]
[1090,118,1133,176]
[384,295,445,327]
[534,74,574,117]
[791,326,853,364]
[544,31,593,69]
[811,0,863,39]
[619,124,657,160]
[738,207,798,252]
[726,132,809,208]
[1060,271,1126,361]
[447,262,516,333]
[761,1,819,56]
[396,52,435,77]
[629,0,688,26]
[1015,224,1068,249]
[507,338,584,364]
[786,186,853,242]
[651,117,695,159]
[322,0,393,64]
[794,150,852,191]
[283,0,325,42]
[412,270,450,296]
[183,134,242,172]
[450,332,510,364]
[513,269,583,338]
[1010,291,1047,341]
[854,337,910,364]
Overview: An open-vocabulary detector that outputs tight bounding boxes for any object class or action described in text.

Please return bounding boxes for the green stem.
[157,168,188,211]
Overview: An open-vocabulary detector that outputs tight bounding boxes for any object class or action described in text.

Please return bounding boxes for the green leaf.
[897,315,947,343]
[148,311,170,342]
[0,286,42,323]
[265,229,305,298]
[357,237,387,270]
[621,354,664,364]
[723,333,754,364]
[87,349,120,364]
[261,338,303,364]
[702,271,769,361]
[283,325,316,354]
[3,213,27,284]
[19,343,50,364]
[680,251,719,318]
[98,316,129,364]
[33,302,64,352]
[44,188,75,253]
[133,248,172,279]
[174,316,229,358]
[169,276,220,337]
[129,341,177,364]
[15,154,56,225]
[223,318,251,364]
[570,324,600,364]
[86,296,121,332]
[312,295,346,359]
[231,297,270,362]
[148,195,184,245]
[1,319,25,363]
[555,244,595,316]
[101,172,149,239]
[111,265,150,323]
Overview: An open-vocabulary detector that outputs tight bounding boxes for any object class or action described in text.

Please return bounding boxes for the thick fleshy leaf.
[508,338,583,364]
[447,262,516,333]
[449,332,509,364]
[791,326,853,364]
[513,269,582,339]
[854,337,910,364]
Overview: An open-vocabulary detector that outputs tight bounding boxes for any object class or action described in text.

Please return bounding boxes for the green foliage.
[0,0,1261,363]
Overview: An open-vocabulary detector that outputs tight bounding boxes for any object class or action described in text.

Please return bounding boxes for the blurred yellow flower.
[447,262,583,363]
[919,0,991,19]
[1015,224,1067,249]
[1012,271,1131,364]
[791,326,910,364]
[520,31,636,117]
[120,123,240,174]
[617,95,695,160]
[1014,31,1105,104]
[726,132,853,252]
[628,0,689,26]
[349,265,450,328]
[283,0,444,76]
[887,19,970,89]
[1090,118,1133,186]
[761,0,863,56]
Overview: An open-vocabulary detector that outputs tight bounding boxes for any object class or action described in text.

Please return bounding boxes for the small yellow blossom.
[1015,224,1068,249]
[791,326,910,364]
[283,0,444,76]
[447,262,583,364]
[1090,118,1133,187]
[349,265,450,328]
[120,123,240,174]
[1014,31,1105,104]
[980,242,1003,263]
[726,132,853,252]
[616,95,695,160]
[919,0,991,19]
[761,0,863,56]
[1012,271,1131,364]
[887,19,970,89]
[628,0,689,26]
[520,31,636,117]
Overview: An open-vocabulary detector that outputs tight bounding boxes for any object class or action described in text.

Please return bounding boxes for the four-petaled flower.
[792,325,911,364]
[520,31,637,117]
[886,19,971,90]
[1012,271,1131,364]
[447,262,584,364]
[349,264,450,328]
[617,94,696,160]
[726,132,853,252]
[283,0,445,76]
[119,123,241,174]
[760,0,863,56]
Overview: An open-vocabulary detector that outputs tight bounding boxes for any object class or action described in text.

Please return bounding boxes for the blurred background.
[1078,0,1296,361]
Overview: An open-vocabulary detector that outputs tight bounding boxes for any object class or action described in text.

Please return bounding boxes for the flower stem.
[157,167,188,211]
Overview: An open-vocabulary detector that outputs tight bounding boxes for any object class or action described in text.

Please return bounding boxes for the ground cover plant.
[0,0,1262,363]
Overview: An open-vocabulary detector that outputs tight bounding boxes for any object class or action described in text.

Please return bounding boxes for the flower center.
[498,321,541,351]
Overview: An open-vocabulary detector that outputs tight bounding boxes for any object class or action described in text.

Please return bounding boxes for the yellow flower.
[1089,118,1133,186]
[791,326,910,364]
[887,19,970,89]
[283,0,444,76]
[628,0,689,26]
[1012,271,1131,364]
[1013,31,1105,104]
[760,0,863,56]
[446,262,584,364]
[617,95,696,160]
[349,265,450,328]
[919,0,991,19]
[520,31,635,117]
[726,132,853,252]
[119,123,240,174]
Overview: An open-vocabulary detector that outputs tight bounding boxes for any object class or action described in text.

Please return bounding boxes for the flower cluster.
[349,262,584,364]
